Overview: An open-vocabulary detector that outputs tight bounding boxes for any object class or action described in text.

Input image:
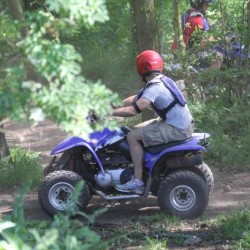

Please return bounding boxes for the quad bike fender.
[50,136,106,174]
[144,139,205,173]
[192,132,210,140]
[51,136,94,155]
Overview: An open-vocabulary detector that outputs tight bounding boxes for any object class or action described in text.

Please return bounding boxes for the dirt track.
[1,120,250,223]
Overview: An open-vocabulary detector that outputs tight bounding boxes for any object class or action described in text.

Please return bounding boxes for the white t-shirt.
[141,75,193,129]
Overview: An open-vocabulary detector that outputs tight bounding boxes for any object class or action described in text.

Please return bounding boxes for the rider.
[171,0,223,69]
[112,50,194,194]
[182,0,223,69]
[182,0,212,49]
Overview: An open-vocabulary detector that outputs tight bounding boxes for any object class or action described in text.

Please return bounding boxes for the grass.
[0,183,110,250]
[1,183,250,249]
[88,209,250,249]
[0,148,43,190]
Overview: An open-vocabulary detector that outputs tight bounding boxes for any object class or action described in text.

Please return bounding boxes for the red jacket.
[183,15,204,45]
[171,10,209,50]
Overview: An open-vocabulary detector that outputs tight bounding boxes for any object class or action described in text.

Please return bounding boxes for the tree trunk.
[5,0,29,37]
[245,0,250,65]
[6,0,24,20]
[0,132,10,158]
[130,0,159,121]
[172,0,183,50]
[130,0,158,52]
[5,0,47,84]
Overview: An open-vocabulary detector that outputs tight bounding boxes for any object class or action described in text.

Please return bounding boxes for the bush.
[0,183,110,250]
[0,148,43,190]
[188,65,250,169]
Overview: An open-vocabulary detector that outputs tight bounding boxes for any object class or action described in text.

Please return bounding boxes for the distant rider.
[182,0,212,48]
[172,0,223,69]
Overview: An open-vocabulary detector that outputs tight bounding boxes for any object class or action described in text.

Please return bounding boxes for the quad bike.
[38,120,213,219]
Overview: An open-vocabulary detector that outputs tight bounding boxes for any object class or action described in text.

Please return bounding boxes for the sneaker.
[115,177,144,195]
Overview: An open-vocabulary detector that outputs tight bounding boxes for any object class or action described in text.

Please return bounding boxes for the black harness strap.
[136,78,184,119]
[132,102,142,113]
[160,99,179,119]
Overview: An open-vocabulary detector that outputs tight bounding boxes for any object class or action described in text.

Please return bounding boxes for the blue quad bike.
[38,125,213,219]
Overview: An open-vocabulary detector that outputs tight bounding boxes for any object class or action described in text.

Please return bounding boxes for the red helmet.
[136,50,163,76]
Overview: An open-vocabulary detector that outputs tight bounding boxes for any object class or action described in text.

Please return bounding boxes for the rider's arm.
[112,97,151,117]
[122,95,137,106]
[111,95,137,109]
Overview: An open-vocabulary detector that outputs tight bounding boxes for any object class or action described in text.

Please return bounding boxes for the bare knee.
[127,130,142,144]
[127,131,135,144]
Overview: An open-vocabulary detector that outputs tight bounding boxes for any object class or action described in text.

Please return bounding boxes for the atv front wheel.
[38,170,91,217]
[157,170,209,219]
[43,151,72,176]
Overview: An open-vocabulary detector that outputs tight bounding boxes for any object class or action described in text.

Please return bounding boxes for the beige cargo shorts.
[139,119,194,147]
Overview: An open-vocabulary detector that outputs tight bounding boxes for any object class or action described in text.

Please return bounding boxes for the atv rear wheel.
[38,170,91,217]
[196,162,214,193]
[157,170,209,219]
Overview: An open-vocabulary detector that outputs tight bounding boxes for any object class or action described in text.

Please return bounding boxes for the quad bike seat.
[145,138,193,154]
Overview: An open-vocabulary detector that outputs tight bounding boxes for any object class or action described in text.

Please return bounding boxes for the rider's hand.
[111,103,118,109]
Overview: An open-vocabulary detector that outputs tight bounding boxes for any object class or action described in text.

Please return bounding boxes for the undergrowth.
[187,65,250,169]
[0,183,111,250]
[93,209,250,249]
[0,148,43,190]
[2,183,250,249]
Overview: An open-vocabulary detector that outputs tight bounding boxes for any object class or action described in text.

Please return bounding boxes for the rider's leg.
[126,129,144,181]
[208,51,224,70]
[133,118,157,129]
[114,128,144,194]
[115,121,194,194]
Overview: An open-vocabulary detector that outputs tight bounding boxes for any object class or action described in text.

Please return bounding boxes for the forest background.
[0,1,250,249]
[0,0,250,168]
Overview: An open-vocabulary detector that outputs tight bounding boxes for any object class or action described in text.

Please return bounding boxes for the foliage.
[0,148,43,189]
[0,0,122,139]
[187,63,250,168]
[144,237,167,250]
[87,208,250,249]
[3,185,250,249]
[0,15,21,121]
[0,183,110,250]
[210,209,250,249]
[0,15,18,68]
[46,0,109,25]
[0,0,250,167]
[161,0,250,168]
[220,210,250,240]
[60,0,138,98]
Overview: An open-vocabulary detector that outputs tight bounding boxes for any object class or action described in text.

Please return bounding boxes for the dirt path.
[1,120,250,224]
